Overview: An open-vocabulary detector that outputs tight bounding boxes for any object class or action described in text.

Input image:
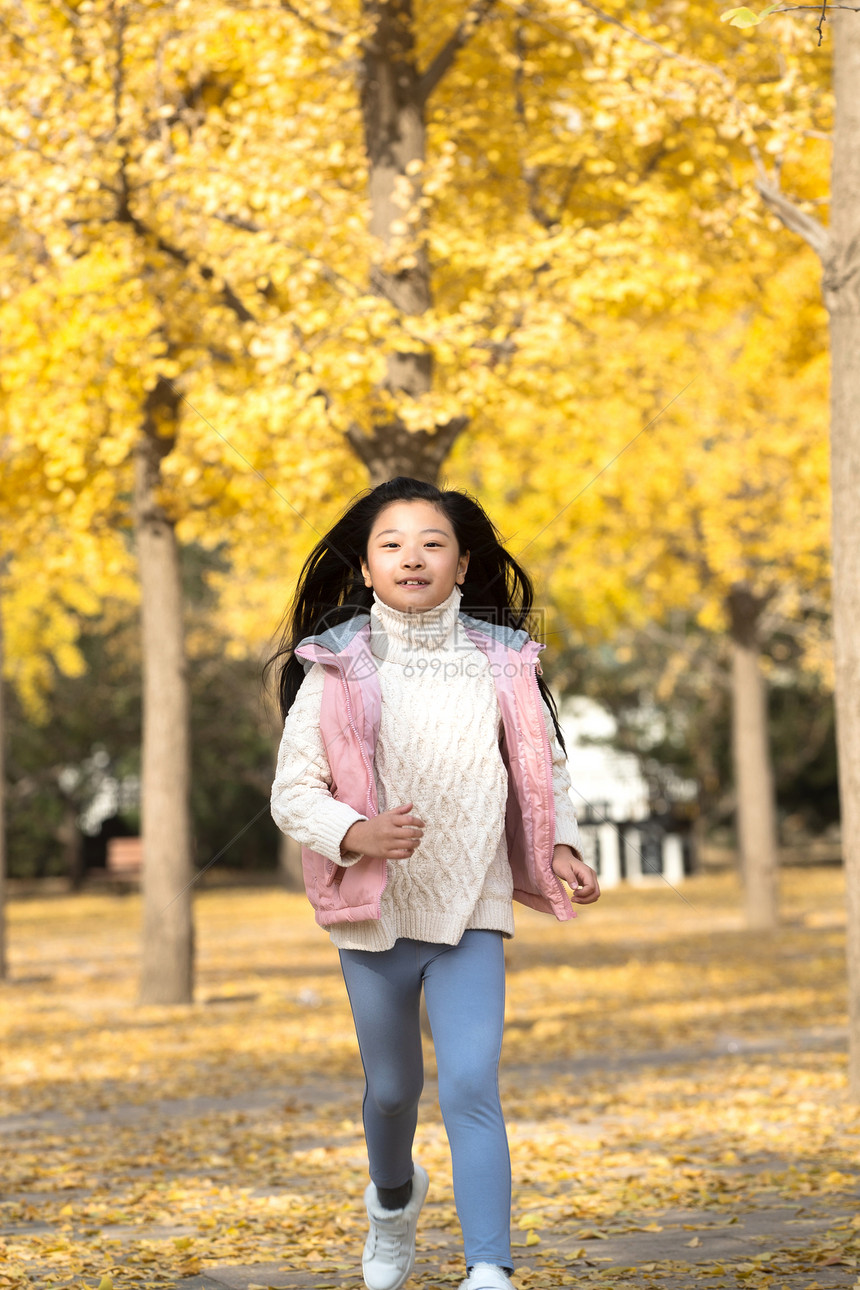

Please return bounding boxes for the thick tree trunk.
[350,0,480,483]
[346,419,467,485]
[728,587,779,931]
[362,0,432,335]
[828,13,860,1099]
[135,378,195,1005]
[754,8,860,1101]
[0,593,7,981]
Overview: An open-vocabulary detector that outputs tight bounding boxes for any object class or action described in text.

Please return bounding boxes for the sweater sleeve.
[541,699,584,857]
[270,663,368,867]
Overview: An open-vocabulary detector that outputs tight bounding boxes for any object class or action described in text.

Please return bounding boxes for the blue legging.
[339,929,511,1270]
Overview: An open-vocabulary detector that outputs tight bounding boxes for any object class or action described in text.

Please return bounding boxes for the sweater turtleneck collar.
[370,584,463,663]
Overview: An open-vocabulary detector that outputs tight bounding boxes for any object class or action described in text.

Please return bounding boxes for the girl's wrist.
[341,820,366,858]
[553,842,583,863]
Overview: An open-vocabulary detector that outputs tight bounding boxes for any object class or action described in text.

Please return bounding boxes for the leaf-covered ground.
[1,869,859,1290]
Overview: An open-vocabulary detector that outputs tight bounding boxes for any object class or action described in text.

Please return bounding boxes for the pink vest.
[294,611,576,929]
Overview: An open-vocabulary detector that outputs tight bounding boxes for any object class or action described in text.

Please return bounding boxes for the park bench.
[104,836,143,885]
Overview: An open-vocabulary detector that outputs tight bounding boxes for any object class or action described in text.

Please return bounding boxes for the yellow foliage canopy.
[0,0,831,694]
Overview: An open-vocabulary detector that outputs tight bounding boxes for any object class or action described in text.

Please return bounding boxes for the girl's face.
[361,500,469,614]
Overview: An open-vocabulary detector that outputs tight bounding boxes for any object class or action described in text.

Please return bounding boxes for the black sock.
[376,1178,413,1210]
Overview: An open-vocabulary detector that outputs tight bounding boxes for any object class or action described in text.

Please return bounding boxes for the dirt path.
[2,876,859,1289]
[3,1035,859,1290]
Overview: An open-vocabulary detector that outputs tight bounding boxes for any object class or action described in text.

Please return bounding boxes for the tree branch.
[279,0,346,41]
[574,0,682,55]
[214,210,366,302]
[112,0,127,140]
[570,1,834,263]
[116,199,256,323]
[417,0,497,105]
[755,176,831,260]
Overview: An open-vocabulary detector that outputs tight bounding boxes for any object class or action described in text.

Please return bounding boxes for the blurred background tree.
[3,548,281,883]
[719,0,860,1098]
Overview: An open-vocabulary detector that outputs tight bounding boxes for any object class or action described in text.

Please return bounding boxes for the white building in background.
[558,697,696,889]
[70,750,140,836]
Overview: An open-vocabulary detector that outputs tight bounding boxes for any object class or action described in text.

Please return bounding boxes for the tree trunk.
[727,586,779,931]
[135,377,195,1005]
[57,797,83,890]
[753,7,860,1101]
[346,419,467,486]
[828,12,860,1099]
[349,0,476,483]
[278,830,304,892]
[0,591,7,981]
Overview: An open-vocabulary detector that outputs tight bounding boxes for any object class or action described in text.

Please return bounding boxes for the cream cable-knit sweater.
[271,585,583,951]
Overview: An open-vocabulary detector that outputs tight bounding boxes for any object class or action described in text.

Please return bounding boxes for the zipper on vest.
[333,651,387,910]
[333,657,378,821]
[530,658,559,885]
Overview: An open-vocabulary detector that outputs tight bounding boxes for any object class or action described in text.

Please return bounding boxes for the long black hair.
[265,477,565,749]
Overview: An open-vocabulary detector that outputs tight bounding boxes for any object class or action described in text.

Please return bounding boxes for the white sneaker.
[362,1163,429,1290]
[460,1265,515,1290]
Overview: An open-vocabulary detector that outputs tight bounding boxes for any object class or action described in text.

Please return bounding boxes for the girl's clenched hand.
[551,845,601,904]
[341,803,425,861]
